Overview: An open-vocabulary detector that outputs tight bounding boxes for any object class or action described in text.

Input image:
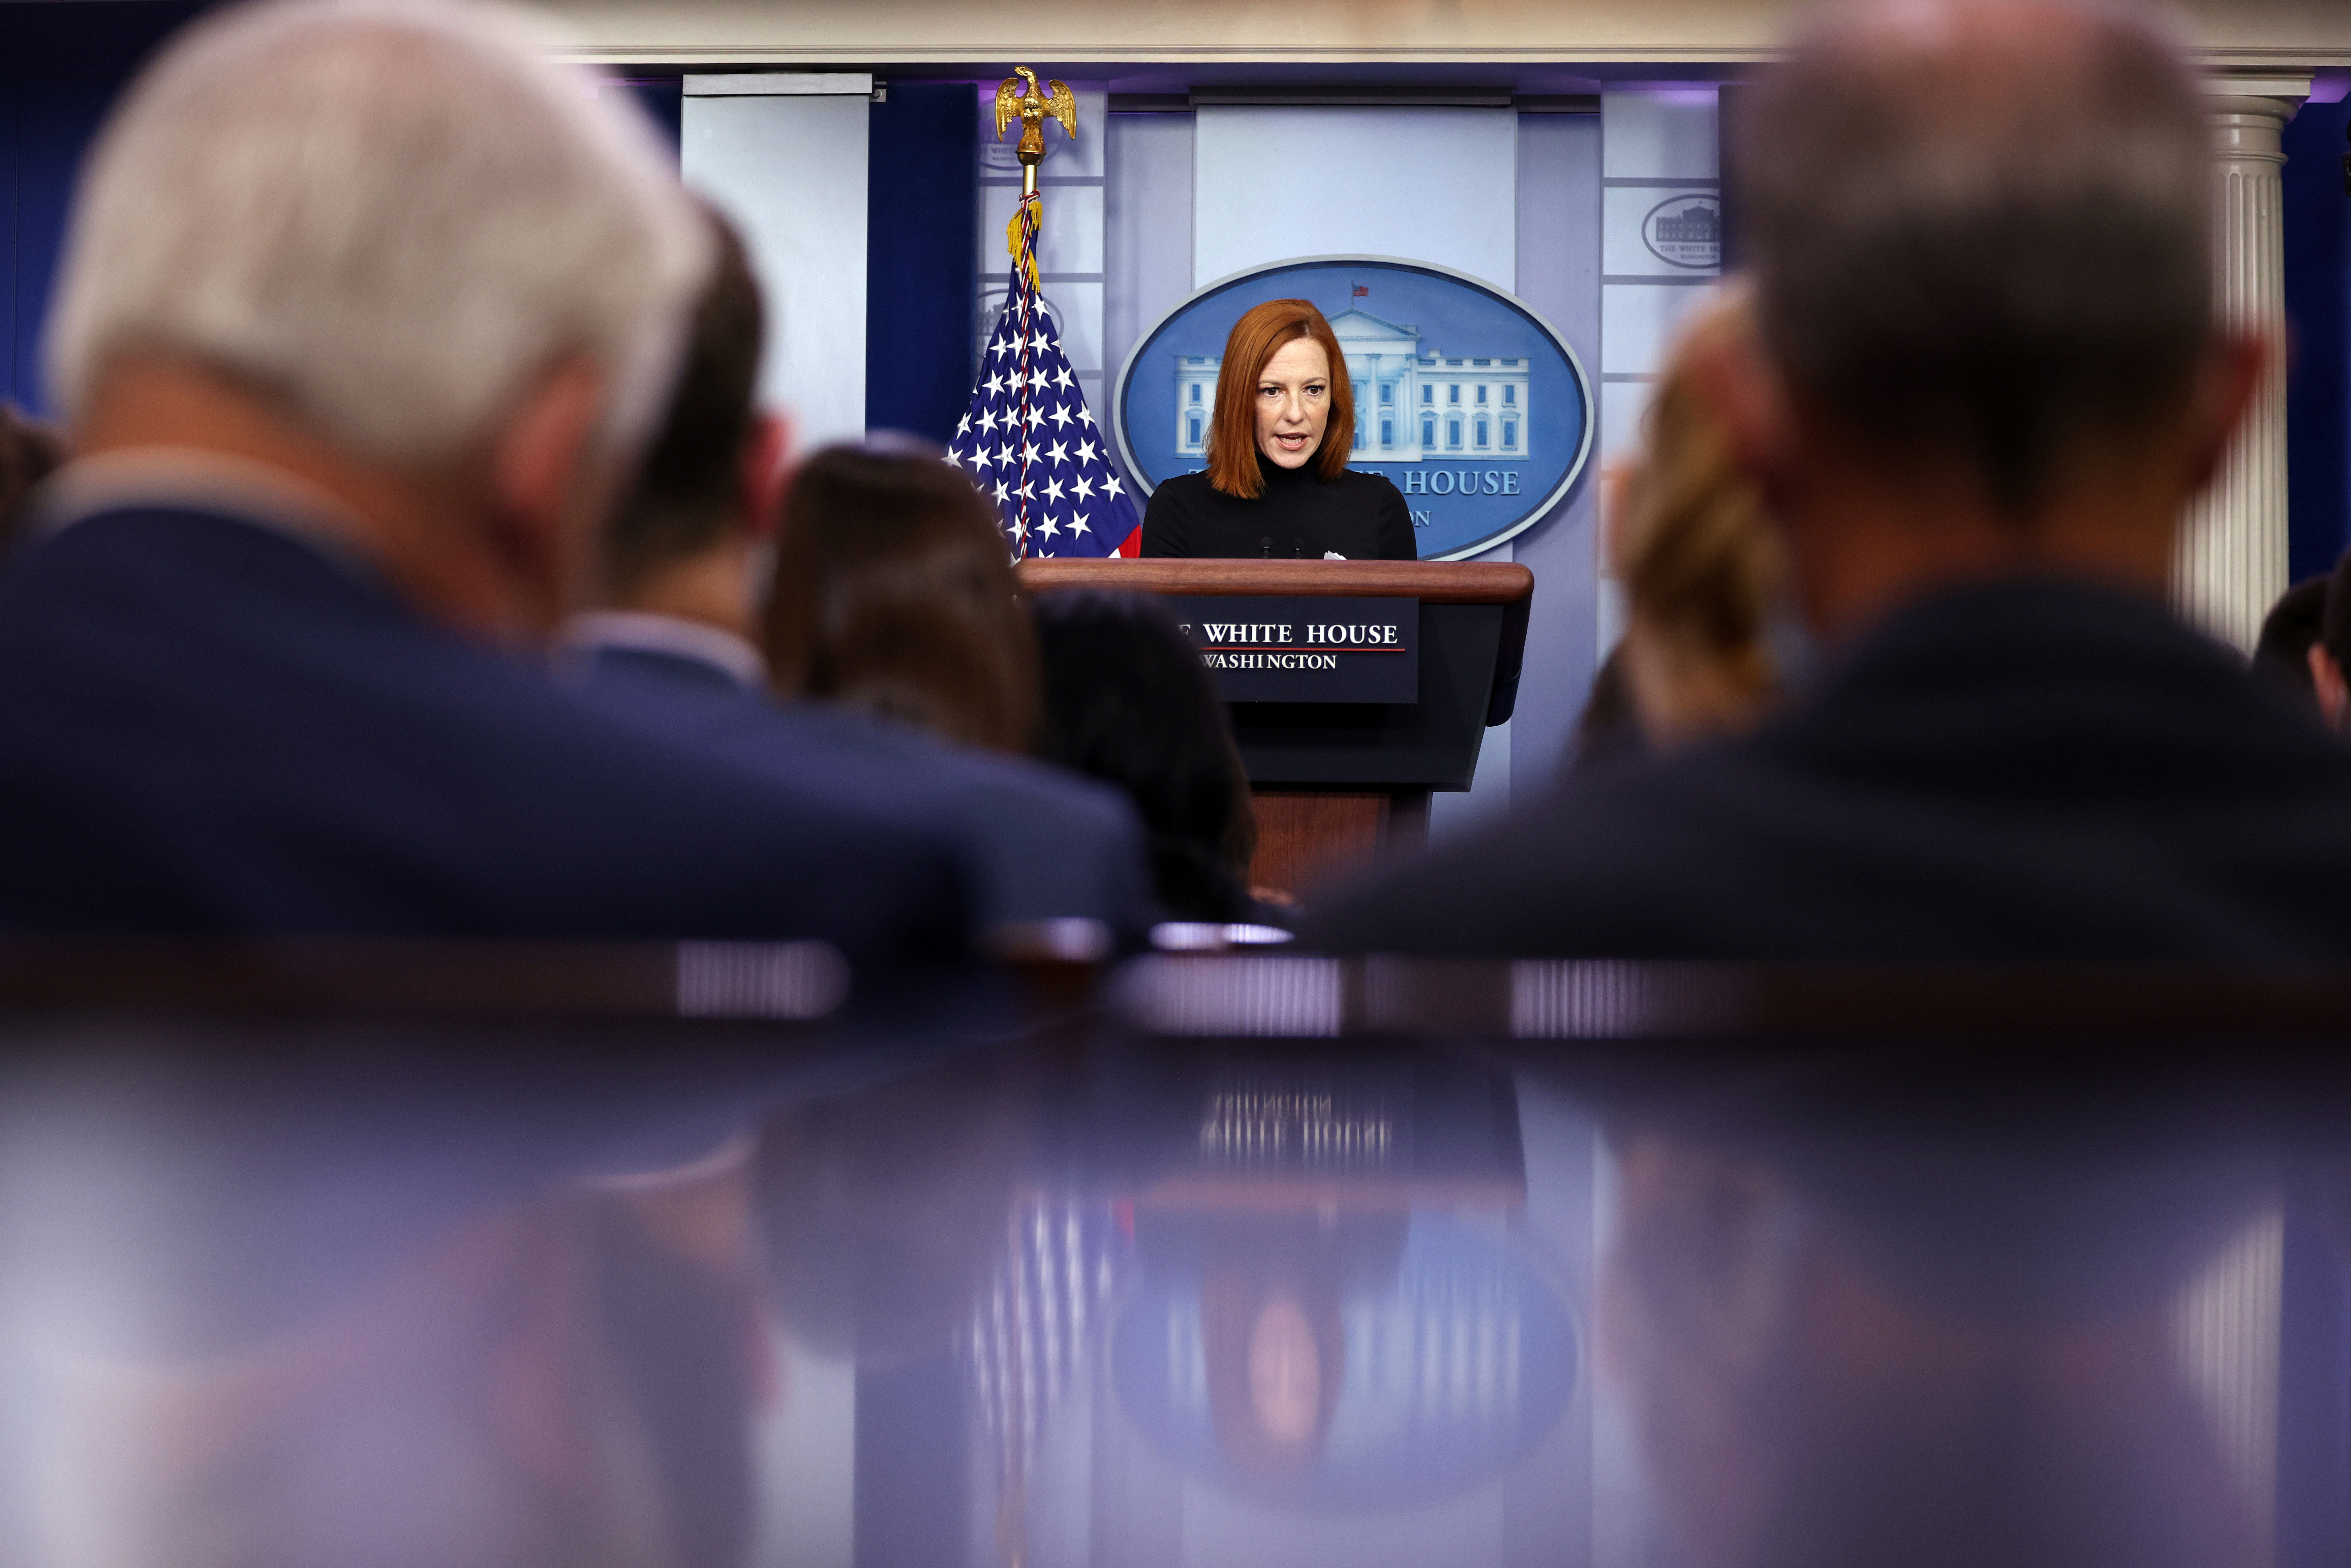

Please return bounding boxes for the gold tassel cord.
[1005,192,1042,287]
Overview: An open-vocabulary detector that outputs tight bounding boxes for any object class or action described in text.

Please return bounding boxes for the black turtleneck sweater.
[1139,453,1419,561]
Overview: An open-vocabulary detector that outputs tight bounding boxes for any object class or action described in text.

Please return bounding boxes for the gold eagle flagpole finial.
[993,67,1076,278]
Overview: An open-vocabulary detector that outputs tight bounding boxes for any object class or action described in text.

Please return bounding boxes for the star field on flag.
[947,198,1140,559]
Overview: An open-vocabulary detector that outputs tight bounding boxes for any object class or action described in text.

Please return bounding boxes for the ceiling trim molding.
[562,45,2351,69]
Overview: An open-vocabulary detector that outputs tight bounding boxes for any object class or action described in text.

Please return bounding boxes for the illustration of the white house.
[1173,307,1531,464]
[1654,203,1719,247]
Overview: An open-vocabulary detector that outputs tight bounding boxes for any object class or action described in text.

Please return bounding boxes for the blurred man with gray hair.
[1316,0,2351,960]
[0,0,965,956]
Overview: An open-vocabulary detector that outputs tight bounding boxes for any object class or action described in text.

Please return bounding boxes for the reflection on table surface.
[0,954,2345,1568]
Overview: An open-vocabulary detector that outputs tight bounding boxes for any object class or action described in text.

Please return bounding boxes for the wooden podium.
[1019,558,1534,897]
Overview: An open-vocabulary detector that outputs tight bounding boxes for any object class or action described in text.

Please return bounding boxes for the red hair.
[1204,299,1354,498]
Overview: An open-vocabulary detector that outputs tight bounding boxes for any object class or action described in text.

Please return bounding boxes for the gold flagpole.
[991,69,1076,560]
[993,67,1076,282]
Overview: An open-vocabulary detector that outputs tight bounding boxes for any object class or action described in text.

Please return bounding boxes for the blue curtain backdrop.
[2285,96,2351,585]
[865,83,978,444]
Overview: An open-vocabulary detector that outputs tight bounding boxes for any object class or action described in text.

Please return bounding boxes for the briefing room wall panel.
[1510,110,1604,787]
[1190,106,1518,289]
[1595,86,1721,652]
[1102,107,1197,492]
[683,80,872,448]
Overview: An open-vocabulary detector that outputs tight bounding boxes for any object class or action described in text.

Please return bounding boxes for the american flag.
[947,195,1139,558]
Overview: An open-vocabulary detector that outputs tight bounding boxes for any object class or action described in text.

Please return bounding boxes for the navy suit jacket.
[1309,580,2351,961]
[0,504,969,961]
[564,633,1160,942]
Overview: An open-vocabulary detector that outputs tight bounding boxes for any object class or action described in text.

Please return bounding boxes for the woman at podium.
[1141,300,1418,561]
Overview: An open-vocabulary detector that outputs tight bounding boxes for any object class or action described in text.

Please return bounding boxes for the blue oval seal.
[1113,257,1593,561]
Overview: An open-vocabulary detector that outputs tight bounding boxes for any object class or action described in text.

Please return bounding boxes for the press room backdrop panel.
[683,81,871,447]
[1191,106,1518,290]
[1596,87,1721,653]
[1510,111,1604,789]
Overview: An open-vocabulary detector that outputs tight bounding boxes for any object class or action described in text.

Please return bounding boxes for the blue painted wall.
[2285,96,2351,583]
[0,3,208,414]
[866,84,979,443]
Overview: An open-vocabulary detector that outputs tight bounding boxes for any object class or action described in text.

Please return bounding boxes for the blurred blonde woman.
[1607,288,1787,750]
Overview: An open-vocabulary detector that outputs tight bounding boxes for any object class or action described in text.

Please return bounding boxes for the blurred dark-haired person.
[2253,574,2326,711]
[1032,589,1265,923]
[1311,0,2351,961]
[768,441,1043,751]
[0,0,964,958]
[1141,299,1417,561]
[567,220,1154,941]
[1567,646,1645,776]
[0,404,63,556]
[2306,553,2351,733]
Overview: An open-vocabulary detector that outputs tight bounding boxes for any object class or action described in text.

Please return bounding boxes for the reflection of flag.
[1352,283,1369,298]
[947,195,1140,559]
[962,1197,1128,1564]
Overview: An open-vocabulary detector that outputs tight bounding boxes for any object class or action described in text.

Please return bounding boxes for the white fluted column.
[2171,1205,2285,1568]
[2173,88,2301,652]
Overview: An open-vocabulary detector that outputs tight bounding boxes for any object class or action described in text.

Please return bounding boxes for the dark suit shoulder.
[0,509,970,952]
[1302,757,1735,957]
[1310,581,2351,962]
[572,653,1156,936]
